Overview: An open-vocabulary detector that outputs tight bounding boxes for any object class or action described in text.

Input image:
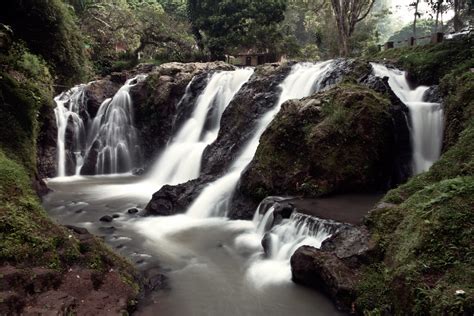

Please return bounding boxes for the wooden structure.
[231,49,285,66]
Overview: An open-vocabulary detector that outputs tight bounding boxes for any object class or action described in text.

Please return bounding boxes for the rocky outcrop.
[291,224,374,312]
[36,102,58,179]
[291,245,358,311]
[131,62,235,166]
[235,83,407,219]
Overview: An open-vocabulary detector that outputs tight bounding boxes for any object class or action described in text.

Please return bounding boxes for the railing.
[380,28,472,51]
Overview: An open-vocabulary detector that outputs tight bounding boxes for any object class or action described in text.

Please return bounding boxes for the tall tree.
[329,0,376,56]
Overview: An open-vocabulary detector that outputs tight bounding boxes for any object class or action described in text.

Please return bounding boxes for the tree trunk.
[435,0,441,32]
[413,0,420,38]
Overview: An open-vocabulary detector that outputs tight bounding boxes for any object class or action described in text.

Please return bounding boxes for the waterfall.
[239,205,340,287]
[146,68,254,187]
[371,63,444,174]
[54,85,87,177]
[186,61,335,218]
[54,75,146,177]
[86,75,146,175]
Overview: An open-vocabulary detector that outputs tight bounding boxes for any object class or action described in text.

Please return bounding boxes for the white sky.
[389,0,455,23]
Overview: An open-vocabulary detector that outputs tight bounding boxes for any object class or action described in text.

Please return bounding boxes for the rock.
[291,245,357,311]
[112,214,120,219]
[80,140,99,175]
[99,215,113,222]
[127,208,139,214]
[321,226,377,268]
[423,85,442,103]
[84,79,122,118]
[36,99,58,178]
[261,232,273,256]
[0,291,24,315]
[98,226,116,234]
[132,168,145,176]
[144,176,214,216]
[236,83,403,219]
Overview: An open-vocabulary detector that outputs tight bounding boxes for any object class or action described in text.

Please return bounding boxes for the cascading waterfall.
[371,63,444,174]
[86,75,146,174]
[186,61,335,218]
[235,204,339,287]
[54,75,146,177]
[54,85,88,177]
[146,68,254,187]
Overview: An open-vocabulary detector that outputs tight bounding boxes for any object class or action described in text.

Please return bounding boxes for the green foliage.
[0,0,91,86]
[360,39,474,313]
[188,0,288,59]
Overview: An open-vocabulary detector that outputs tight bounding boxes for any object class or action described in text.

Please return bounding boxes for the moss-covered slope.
[355,36,474,315]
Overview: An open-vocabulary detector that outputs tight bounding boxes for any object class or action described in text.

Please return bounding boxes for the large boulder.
[235,83,409,219]
[291,245,358,311]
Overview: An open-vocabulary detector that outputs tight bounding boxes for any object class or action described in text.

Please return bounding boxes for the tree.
[411,0,421,38]
[187,0,287,60]
[329,0,376,56]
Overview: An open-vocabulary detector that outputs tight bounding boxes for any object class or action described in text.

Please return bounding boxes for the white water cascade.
[146,68,254,187]
[87,75,146,174]
[186,61,335,218]
[54,85,88,177]
[233,204,338,287]
[371,63,444,174]
[54,76,146,177]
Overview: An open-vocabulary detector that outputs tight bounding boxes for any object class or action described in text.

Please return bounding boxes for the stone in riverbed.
[291,245,357,312]
[127,208,139,214]
[99,215,113,222]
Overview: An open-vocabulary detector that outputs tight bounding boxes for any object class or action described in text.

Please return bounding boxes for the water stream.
[371,63,444,174]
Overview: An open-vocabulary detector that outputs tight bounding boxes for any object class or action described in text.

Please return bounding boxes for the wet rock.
[144,176,214,216]
[80,140,99,175]
[127,208,139,214]
[132,168,145,176]
[98,226,116,234]
[321,226,377,268]
[84,79,121,118]
[36,99,58,179]
[99,215,113,222]
[291,245,357,312]
[261,232,273,256]
[423,85,442,103]
[112,214,120,219]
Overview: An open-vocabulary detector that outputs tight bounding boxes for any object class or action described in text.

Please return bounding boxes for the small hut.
[231,48,286,66]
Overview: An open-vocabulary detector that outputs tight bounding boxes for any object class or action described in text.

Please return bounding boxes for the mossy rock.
[240,83,396,203]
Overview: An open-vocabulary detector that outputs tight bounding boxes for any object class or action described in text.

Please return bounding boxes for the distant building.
[230,48,286,66]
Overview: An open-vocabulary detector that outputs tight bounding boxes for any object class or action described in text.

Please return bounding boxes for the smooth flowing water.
[54,76,146,176]
[146,68,254,187]
[186,61,335,218]
[45,63,345,315]
[371,63,444,174]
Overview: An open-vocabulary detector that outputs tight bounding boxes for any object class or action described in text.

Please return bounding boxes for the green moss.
[242,83,393,202]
